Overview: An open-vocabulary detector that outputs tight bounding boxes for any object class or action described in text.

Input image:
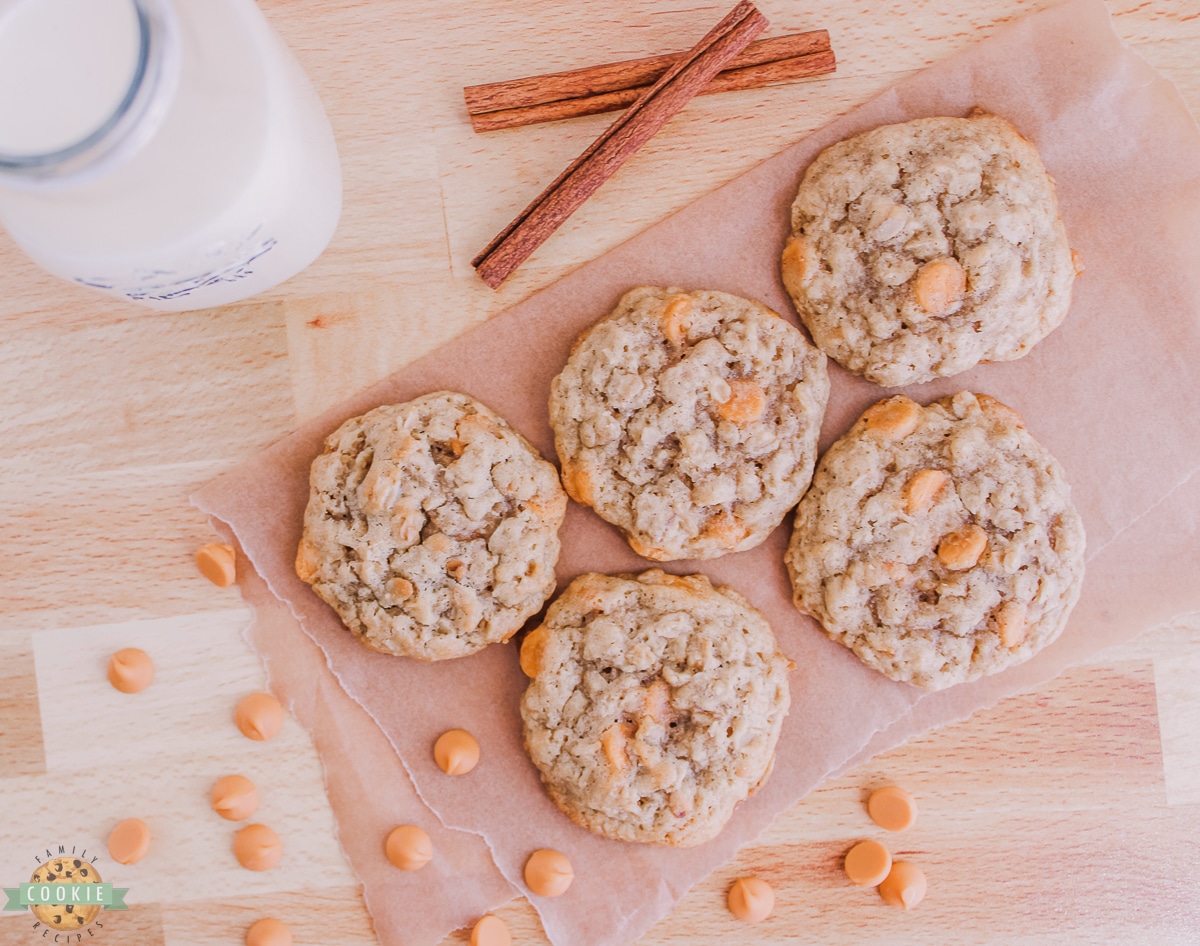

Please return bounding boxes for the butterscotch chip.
[107,648,154,693]
[433,729,480,775]
[844,839,892,886]
[521,570,791,846]
[523,849,574,897]
[913,257,967,315]
[782,112,1076,386]
[863,396,921,440]
[246,918,292,946]
[385,824,432,871]
[550,286,828,560]
[519,626,549,678]
[727,876,774,923]
[470,915,511,946]
[108,818,151,865]
[878,861,927,909]
[296,392,567,660]
[937,524,988,570]
[196,543,237,587]
[234,823,282,871]
[868,785,918,832]
[236,692,284,741]
[786,392,1085,689]
[211,774,259,821]
[905,469,950,515]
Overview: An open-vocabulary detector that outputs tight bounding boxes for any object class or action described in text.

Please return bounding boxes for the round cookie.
[785,391,1085,690]
[550,286,829,561]
[781,110,1077,387]
[29,858,102,930]
[520,569,791,846]
[296,392,567,660]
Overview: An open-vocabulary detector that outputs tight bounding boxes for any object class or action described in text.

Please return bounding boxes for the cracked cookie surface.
[550,286,829,561]
[785,391,1085,690]
[296,392,567,660]
[520,569,791,847]
[782,112,1076,387]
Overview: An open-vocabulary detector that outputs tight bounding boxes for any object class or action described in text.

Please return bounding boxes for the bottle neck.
[0,0,179,191]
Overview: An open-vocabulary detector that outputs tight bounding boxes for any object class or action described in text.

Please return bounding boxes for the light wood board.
[2,1,1199,944]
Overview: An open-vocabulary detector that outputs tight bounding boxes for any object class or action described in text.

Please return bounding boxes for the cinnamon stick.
[472,1,769,289]
[469,46,836,133]
[465,30,831,119]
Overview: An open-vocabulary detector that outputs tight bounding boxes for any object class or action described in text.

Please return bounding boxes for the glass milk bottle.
[0,0,342,311]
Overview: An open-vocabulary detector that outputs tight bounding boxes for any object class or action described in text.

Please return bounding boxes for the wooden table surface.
[2,1,1199,944]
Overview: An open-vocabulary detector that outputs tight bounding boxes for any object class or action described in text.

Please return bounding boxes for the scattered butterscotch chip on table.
[524,849,574,897]
[106,647,154,693]
[727,876,775,923]
[385,824,433,871]
[210,774,259,821]
[234,823,282,871]
[245,917,292,946]
[868,785,918,832]
[196,542,238,587]
[470,914,512,946]
[844,839,892,887]
[434,729,480,775]
[878,860,927,909]
[236,692,284,741]
[107,818,151,865]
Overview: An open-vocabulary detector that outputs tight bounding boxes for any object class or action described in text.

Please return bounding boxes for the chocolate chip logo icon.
[27,859,103,930]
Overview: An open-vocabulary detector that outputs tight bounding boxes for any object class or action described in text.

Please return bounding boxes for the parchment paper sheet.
[195,2,1200,944]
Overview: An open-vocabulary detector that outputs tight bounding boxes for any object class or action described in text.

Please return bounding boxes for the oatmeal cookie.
[550,286,829,561]
[520,569,791,846]
[785,391,1085,690]
[296,392,567,660]
[782,111,1078,386]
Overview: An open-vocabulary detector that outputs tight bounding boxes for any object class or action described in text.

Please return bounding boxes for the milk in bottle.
[0,0,342,311]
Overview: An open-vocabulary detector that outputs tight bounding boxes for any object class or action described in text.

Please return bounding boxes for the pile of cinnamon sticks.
[470,2,835,290]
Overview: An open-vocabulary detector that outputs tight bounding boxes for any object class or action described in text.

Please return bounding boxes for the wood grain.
[1,2,1198,945]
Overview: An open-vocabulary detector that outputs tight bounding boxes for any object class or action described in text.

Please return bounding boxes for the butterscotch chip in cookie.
[782,111,1076,386]
[297,392,567,660]
[786,392,1085,690]
[521,570,791,846]
[550,287,828,561]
